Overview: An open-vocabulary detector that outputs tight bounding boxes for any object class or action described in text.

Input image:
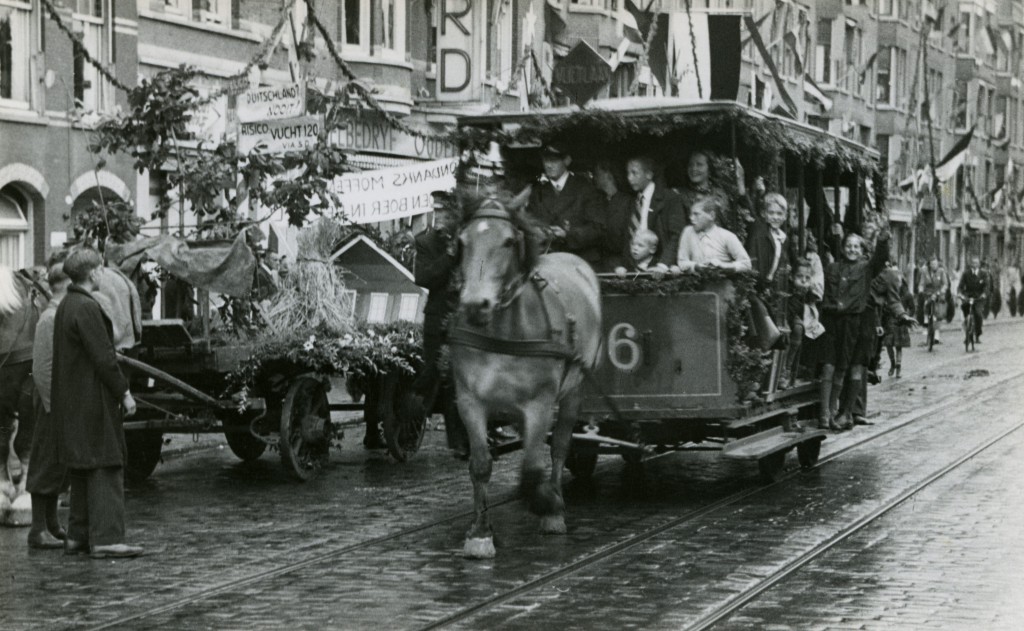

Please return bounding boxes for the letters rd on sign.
[238,115,322,155]
[552,41,612,106]
[236,83,306,123]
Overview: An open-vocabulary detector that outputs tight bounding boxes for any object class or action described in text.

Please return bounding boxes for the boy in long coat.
[53,248,142,559]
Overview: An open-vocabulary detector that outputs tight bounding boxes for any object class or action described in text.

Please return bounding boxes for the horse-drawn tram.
[455,99,881,486]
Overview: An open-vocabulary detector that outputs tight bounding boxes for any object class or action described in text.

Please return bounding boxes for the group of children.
[612,186,912,432]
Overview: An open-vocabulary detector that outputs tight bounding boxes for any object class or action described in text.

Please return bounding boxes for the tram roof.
[458,98,879,174]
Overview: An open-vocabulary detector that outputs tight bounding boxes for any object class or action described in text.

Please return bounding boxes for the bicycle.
[962,297,976,352]
[924,296,938,352]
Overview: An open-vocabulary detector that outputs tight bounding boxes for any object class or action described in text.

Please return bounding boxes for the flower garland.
[600,269,771,404]
[227,321,423,410]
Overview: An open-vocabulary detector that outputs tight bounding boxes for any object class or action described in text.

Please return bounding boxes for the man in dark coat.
[624,155,686,271]
[53,247,142,559]
[526,143,606,266]
[957,254,988,341]
[412,191,468,458]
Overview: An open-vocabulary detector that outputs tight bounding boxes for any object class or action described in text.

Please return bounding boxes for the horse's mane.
[457,184,542,272]
[0,266,24,317]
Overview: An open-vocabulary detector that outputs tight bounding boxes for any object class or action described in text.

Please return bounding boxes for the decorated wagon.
[457,99,883,483]
[109,225,427,482]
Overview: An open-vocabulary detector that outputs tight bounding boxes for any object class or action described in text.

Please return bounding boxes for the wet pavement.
[1,318,1022,630]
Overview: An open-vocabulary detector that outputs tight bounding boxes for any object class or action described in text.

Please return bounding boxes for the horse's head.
[458,195,534,327]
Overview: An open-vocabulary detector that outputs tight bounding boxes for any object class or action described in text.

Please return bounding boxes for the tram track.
[85,349,1024,631]
[415,366,1024,631]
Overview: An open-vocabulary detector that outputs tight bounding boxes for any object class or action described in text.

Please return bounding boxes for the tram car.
[458,99,882,482]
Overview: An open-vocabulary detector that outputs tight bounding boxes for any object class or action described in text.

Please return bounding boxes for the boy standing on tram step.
[526,142,606,267]
[53,247,143,559]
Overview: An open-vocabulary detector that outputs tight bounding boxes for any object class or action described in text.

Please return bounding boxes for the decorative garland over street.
[601,269,771,404]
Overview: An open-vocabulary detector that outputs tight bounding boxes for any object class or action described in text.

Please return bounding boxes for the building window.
[488,0,515,86]
[878,0,896,18]
[843,21,861,93]
[956,11,971,54]
[952,79,968,128]
[0,190,28,268]
[397,293,419,321]
[0,2,31,106]
[367,292,389,323]
[73,0,112,112]
[815,19,832,84]
[340,0,404,59]
[876,46,891,105]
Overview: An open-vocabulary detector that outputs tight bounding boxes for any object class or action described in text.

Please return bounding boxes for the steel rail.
[686,394,1024,630]
[86,350,1023,631]
[415,368,1024,631]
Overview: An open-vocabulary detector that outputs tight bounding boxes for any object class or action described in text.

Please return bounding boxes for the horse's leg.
[540,386,580,535]
[460,396,496,559]
[519,393,563,523]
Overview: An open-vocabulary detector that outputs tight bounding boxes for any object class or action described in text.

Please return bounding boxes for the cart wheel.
[385,377,427,462]
[797,439,821,470]
[224,418,267,462]
[566,444,598,480]
[757,450,787,483]
[279,375,331,481]
[125,430,163,482]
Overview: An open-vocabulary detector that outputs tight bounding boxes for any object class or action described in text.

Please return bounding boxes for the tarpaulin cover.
[106,231,256,297]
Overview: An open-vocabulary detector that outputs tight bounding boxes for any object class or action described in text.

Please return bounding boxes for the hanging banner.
[552,41,612,105]
[237,83,306,122]
[329,111,458,160]
[330,158,459,224]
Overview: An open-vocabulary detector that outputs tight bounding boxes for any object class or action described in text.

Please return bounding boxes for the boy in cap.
[526,142,605,266]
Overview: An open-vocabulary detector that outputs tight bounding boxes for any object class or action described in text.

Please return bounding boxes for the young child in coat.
[615,229,660,276]
[779,259,825,389]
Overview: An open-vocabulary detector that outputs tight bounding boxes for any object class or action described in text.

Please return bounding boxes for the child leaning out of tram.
[778,258,825,390]
[614,229,660,276]
[818,229,890,431]
[674,197,752,272]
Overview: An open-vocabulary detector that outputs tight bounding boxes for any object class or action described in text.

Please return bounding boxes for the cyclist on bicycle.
[919,257,949,343]
[957,254,988,343]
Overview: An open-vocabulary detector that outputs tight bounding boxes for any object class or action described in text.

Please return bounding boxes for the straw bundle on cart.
[262,218,354,335]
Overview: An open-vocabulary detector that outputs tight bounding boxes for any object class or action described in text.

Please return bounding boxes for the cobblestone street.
[2,319,1023,631]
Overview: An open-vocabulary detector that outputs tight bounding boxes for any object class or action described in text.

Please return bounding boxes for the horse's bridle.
[461,202,528,311]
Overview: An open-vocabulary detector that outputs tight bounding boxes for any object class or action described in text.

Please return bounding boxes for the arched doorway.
[0,186,31,268]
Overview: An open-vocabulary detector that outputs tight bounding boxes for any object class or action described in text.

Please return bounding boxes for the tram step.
[720,426,827,461]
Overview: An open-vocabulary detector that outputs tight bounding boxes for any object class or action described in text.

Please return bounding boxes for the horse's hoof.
[2,493,31,527]
[539,515,567,535]
[463,537,496,559]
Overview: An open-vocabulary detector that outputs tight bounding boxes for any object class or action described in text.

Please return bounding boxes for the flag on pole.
[858,50,878,85]
[744,14,798,117]
[803,73,832,110]
[934,125,975,183]
[619,5,644,43]
[668,13,741,100]
[980,25,997,56]
[545,0,568,42]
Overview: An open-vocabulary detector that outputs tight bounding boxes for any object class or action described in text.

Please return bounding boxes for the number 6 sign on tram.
[607,322,643,372]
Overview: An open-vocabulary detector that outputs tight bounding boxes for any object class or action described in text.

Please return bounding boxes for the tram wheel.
[279,374,331,481]
[797,439,821,470]
[757,450,787,483]
[566,445,598,480]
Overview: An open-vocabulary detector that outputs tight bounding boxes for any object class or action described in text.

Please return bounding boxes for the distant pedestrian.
[53,247,143,559]
[26,261,71,549]
[882,271,914,378]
